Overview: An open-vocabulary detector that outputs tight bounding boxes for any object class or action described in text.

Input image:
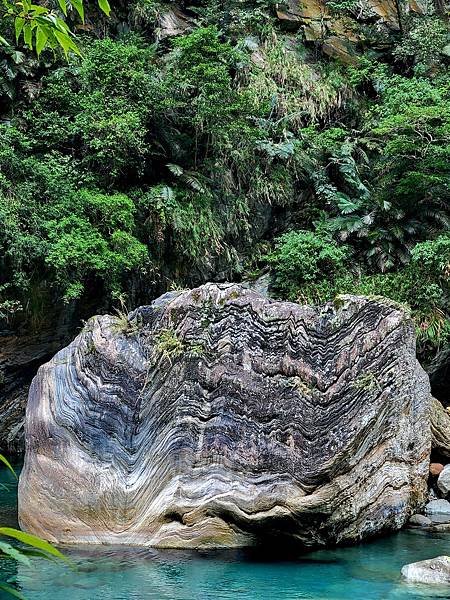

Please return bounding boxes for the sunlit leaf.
[23,24,32,49]
[29,5,48,16]
[54,18,71,34]
[54,30,80,59]
[0,455,17,480]
[14,17,25,43]
[159,186,174,202]
[57,0,68,15]
[36,26,48,56]
[0,541,31,566]
[0,583,26,600]
[98,0,111,16]
[19,548,60,563]
[71,0,84,22]
[167,163,184,176]
[0,528,68,564]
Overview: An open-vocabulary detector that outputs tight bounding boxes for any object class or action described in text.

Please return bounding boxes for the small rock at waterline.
[401,556,450,585]
[425,499,450,523]
[408,514,432,527]
[430,462,444,476]
[437,465,450,496]
[429,523,450,533]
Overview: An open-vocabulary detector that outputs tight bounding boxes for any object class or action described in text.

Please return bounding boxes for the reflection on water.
[2,464,450,600]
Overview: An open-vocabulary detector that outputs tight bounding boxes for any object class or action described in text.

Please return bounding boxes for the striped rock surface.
[19,284,431,548]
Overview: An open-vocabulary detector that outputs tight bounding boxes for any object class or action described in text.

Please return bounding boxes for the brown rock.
[322,37,359,65]
[277,0,329,22]
[156,7,193,40]
[430,462,444,476]
[408,0,427,14]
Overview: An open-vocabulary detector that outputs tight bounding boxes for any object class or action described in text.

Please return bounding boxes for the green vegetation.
[154,327,185,363]
[0,0,448,367]
[268,231,349,301]
[268,232,449,355]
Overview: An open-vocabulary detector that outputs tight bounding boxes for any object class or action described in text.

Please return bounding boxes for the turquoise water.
[2,464,450,600]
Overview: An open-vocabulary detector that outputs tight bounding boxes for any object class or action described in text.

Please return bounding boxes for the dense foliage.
[0,0,448,364]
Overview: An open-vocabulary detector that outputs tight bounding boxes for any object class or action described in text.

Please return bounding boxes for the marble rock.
[401,556,450,585]
[408,514,432,528]
[437,466,450,497]
[19,284,431,549]
[425,500,450,523]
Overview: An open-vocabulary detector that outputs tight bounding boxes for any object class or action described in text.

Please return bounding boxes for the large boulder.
[401,556,450,585]
[431,396,450,458]
[438,466,450,497]
[408,514,432,528]
[424,499,450,523]
[19,284,431,549]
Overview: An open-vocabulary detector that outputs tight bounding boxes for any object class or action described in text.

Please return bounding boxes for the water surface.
[3,463,450,600]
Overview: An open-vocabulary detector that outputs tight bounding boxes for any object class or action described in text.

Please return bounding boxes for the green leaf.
[35,26,48,56]
[167,163,184,176]
[0,583,26,600]
[0,528,68,564]
[337,197,359,215]
[54,17,71,34]
[0,455,17,480]
[0,541,31,566]
[98,0,111,16]
[19,548,60,563]
[0,35,10,46]
[71,0,84,22]
[57,0,68,15]
[23,24,32,49]
[29,5,48,15]
[14,17,25,43]
[54,30,80,58]
[11,51,25,65]
[160,186,174,202]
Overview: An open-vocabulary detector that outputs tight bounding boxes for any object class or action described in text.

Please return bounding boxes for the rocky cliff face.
[19,283,430,549]
[0,313,77,453]
[157,0,430,64]
[277,0,434,64]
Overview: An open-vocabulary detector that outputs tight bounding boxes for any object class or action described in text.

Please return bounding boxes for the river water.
[2,464,450,600]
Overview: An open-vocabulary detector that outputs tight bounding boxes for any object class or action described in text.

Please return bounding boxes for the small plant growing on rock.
[290,376,318,398]
[352,372,381,393]
[187,342,205,358]
[111,295,142,336]
[112,311,140,336]
[154,328,185,363]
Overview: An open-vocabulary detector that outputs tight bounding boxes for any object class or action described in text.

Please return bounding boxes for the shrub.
[267,231,350,300]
